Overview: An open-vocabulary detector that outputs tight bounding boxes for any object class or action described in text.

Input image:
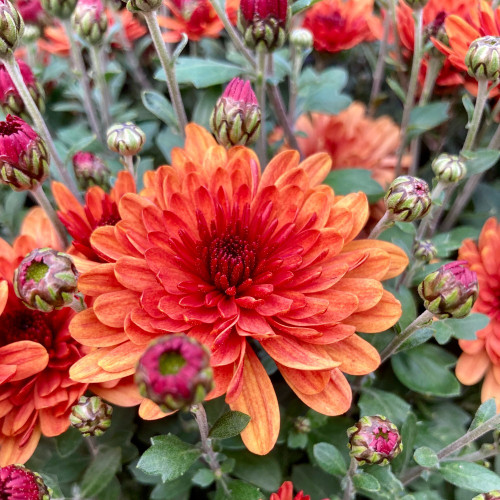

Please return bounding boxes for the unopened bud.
[473,492,500,500]
[403,0,429,9]
[71,0,108,45]
[413,239,437,263]
[0,0,24,57]
[210,77,261,148]
[0,465,50,500]
[465,36,500,81]
[135,334,214,412]
[70,395,113,437]
[40,0,78,18]
[418,260,479,319]
[294,416,311,434]
[431,153,466,183]
[385,175,432,222]
[72,151,110,190]
[125,0,162,12]
[290,28,313,50]
[347,415,402,466]
[107,122,146,156]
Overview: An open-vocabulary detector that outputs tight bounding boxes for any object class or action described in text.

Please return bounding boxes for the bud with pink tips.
[0,464,50,500]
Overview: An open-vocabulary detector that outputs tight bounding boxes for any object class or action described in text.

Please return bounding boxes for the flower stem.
[342,457,358,500]
[3,53,82,201]
[288,42,300,124]
[257,47,267,167]
[89,45,112,132]
[415,180,446,240]
[379,310,434,363]
[368,212,394,239]
[122,155,135,178]
[143,10,188,135]
[395,7,424,178]
[401,411,500,485]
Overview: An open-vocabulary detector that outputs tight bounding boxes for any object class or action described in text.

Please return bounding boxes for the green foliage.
[407,102,451,139]
[312,442,347,475]
[209,411,251,440]
[325,169,385,203]
[439,462,500,492]
[413,447,439,468]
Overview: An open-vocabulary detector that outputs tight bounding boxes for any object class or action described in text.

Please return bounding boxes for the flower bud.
[210,77,261,148]
[40,0,78,18]
[384,175,432,222]
[71,0,108,46]
[135,334,214,412]
[473,492,500,500]
[237,0,291,51]
[418,260,479,319]
[402,0,429,9]
[107,122,146,156]
[413,239,437,263]
[431,153,466,184]
[347,415,402,466]
[0,115,49,191]
[13,247,80,312]
[0,0,24,57]
[465,36,500,81]
[70,395,113,437]
[22,23,42,42]
[293,416,311,434]
[290,28,313,50]
[17,0,47,27]
[0,465,50,500]
[0,59,45,120]
[72,151,110,190]
[125,0,162,12]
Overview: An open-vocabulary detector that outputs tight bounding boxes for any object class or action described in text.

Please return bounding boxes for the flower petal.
[70,309,128,347]
[0,341,49,382]
[324,334,380,375]
[78,264,124,296]
[93,290,140,328]
[456,351,490,385]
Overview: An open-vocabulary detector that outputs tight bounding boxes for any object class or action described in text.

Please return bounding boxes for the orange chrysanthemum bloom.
[52,171,136,262]
[0,208,87,465]
[456,218,500,407]
[69,124,407,455]
[302,0,382,53]
[267,481,327,500]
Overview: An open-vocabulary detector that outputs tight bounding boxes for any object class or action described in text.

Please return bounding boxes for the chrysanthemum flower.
[267,481,327,500]
[302,0,382,53]
[69,124,407,455]
[456,218,500,407]
[0,208,87,465]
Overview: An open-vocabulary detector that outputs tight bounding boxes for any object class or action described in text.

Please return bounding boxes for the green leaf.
[291,464,339,500]
[155,57,244,88]
[137,434,201,482]
[313,442,347,476]
[432,225,481,257]
[214,480,262,500]
[192,468,215,488]
[440,314,489,341]
[227,451,282,491]
[55,427,82,458]
[352,472,381,492]
[463,93,475,123]
[291,0,323,14]
[287,429,308,449]
[392,412,417,473]
[325,169,385,203]
[413,447,439,468]
[80,447,122,497]
[392,344,461,397]
[462,149,500,176]
[407,102,450,139]
[440,461,500,492]
[209,411,251,440]
[141,90,177,128]
[469,399,497,431]
[397,327,434,352]
[96,476,121,500]
[358,388,410,427]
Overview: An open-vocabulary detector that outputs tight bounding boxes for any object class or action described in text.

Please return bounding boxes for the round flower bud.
[237,0,291,51]
[135,334,214,412]
[465,36,500,81]
[413,239,437,263]
[22,23,42,43]
[210,77,261,148]
[107,122,146,156]
[71,0,108,46]
[347,415,403,466]
[403,0,429,9]
[72,151,110,190]
[473,492,500,500]
[40,0,78,19]
[0,59,45,120]
[0,465,50,499]
[125,0,162,12]
[431,153,466,184]
[0,115,49,191]
[293,416,311,434]
[0,0,25,57]
[384,175,432,222]
[13,247,80,312]
[289,28,313,50]
[70,395,113,437]
[418,260,479,319]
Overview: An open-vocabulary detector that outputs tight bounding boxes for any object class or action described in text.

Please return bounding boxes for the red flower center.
[0,119,21,136]
[317,10,346,29]
[0,307,53,348]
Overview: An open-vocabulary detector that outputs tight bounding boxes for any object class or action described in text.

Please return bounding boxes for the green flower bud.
[418,260,479,319]
[0,0,24,58]
[384,175,432,222]
[413,239,437,263]
[403,0,429,9]
[71,0,108,46]
[107,122,146,156]
[72,151,110,190]
[431,153,466,183]
[40,0,78,19]
[465,36,500,81]
[347,415,402,466]
[125,0,162,12]
[293,416,311,434]
[70,396,113,437]
[289,28,313,50]
[473,492,500,500]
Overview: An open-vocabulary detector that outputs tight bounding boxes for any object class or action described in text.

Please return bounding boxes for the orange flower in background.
[456,218,500,408]
[267,481,328,500]
[0,208,87,465]
[69,123,407,455]
[302,0,382,53]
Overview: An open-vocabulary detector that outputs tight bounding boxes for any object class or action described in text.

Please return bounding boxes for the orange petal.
[97,342,144,373]
[481,367,500,410]
[91,225,132,262]
[259,150,300,189]
[0,280,8,315]
[115,256,158,291]
[139,398,174,420]
[0,426,41,466]
[90,378,143,407]
[52,181,86,219]
[278,364,330,395]
[299,153,332,186]
[39,408,72,437]
[78,264,124,296]
[70,308,128,347]
[333,278,383,312]
[93,289,140,328]
[70,348,135,383]
[324,334,380,375]
[456,351,489,385]
[0,341,49,381]
[332,193,369,243]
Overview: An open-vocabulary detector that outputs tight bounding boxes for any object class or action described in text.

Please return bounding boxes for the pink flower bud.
[0,465,50,500]
[71,0,108,45]
[72,151,110,190]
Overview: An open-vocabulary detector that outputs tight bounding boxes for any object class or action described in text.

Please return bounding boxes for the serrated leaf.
[313,442,347,476]
[352,472,381,492]
[358,389,410,427]
[440,461,500,492]
[141,90,177,127]
[469,399,497,431]
[209,411,251,440]
[80,447,121,497]
[413,447,439,468]
[137,434,201,483]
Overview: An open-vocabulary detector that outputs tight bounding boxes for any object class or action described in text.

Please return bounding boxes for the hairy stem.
[257,48,267,166]
[415,180,445,240]
[342,457,358,500]
[368,212,394,239]
[90,45,112,131]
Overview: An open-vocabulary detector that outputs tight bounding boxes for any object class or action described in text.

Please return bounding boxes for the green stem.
[90,45,112,131]
[342,457,358,500]
[143,10,188,135]
[122,155,135,178]
[257,48,267,167]
[415,180,445,240]
[288,42,301,124]
[368,212,394,239]
[3,54,82,201]
[462,79,489,153]
[427,184,453,237]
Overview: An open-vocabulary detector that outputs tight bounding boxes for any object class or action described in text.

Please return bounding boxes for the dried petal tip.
[71,0,108,45]
[210,77,261,148]
[473,492,500,500]
[0,0,24,57]
[135,334,214,413]
[0,115,49,191]
[290,28,313,50]
[125,0,162,12]
[418,260,479,319]
[466,36,500,82]
[40,0,78,19]
[431,153,466,184]
[70,395,113,437]
[107,122,146,156]
[72,151,110,190]
[0,465,50,500]
[384,175,432,222]
[347,415,402,466]
[413,239,437,263]
[13,247,80,312]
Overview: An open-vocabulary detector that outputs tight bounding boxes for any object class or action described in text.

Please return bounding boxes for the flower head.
[267,481,328,500]
[413,239,437,263]
[71,0,108,45]
[107,122,146,156]
[431,153,466,184]
[0,0,24,56]
[72,151,110,190]
[473,492,500,500]
[40,0,77,18]
[385,176,431,222]
[0,115,49,191]
[70,395,113,437]
[68,124,407,455]
[465,36,500,81]
[0,464,50,499]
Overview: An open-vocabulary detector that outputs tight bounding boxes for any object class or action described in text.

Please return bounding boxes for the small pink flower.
[0,465,50,499]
